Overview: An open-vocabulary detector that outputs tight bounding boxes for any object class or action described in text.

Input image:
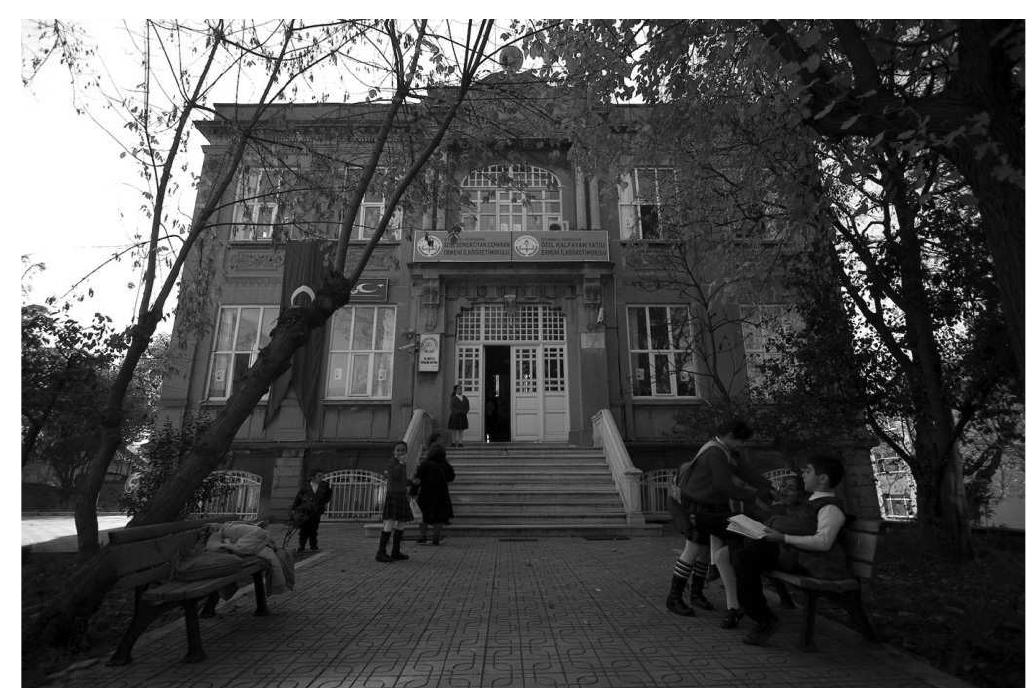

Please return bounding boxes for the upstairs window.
[233,168,287,241]
[349,188,403,241]
[627,305,697,398]
[206,305,278,399]
[618,167,677,240]
[461,164,564,232]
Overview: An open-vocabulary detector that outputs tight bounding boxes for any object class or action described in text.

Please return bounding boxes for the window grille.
[543,346,566,392]
[456,305,567,343]
[460,164,563,232]
[456,346,481,394]
[514,348,538,394]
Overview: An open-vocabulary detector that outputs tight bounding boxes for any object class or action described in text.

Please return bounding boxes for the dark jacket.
[292,479,332,516]
[678,439,771,507]
[448,394,470,430]
[414,443,455,524]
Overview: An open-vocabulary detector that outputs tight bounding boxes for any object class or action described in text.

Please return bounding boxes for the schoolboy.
[732,454,850,646]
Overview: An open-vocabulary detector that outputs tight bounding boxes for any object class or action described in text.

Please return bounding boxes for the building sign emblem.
[415,233,444,258]
[513,234,541,258]
[412,231,609,262]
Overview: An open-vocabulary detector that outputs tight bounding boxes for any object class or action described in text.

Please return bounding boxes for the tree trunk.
[131,287,349,525]
[890,159,975,559]
[74,319,158,552]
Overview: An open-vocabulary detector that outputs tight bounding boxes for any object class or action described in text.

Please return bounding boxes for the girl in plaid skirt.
[375,440,414,562]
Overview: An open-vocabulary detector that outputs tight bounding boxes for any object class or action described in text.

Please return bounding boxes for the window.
[618,167,677,240]
[872,455,918,520]
[627,305,697,397]
[325,306,396,399]
[460,164,564,232]
[206,306,278,399]
[233,168,287,241]
[349,188,403,241]
[739,304,801,390]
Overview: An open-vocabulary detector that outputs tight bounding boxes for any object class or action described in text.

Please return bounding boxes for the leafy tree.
[118,415,232,519]
[23,18,541,652]
[22,306,165,501]
[530,19,1020,556]
[531,19,1023,379]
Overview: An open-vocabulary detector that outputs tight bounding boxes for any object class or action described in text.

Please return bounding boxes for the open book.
[726,514,769,540]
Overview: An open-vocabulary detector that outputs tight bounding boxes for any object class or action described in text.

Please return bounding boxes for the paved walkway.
[22,513,130,551]
[34,523,970,688]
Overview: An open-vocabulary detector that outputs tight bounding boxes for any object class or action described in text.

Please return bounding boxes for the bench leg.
[181,599,207,663]
[200,592,219,618]
[107,603,162,666]
[799,591,819,652]
[252,571,270,616]
[845,590,879,642]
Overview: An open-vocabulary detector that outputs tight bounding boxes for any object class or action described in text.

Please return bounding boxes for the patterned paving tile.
[66,529,965,688]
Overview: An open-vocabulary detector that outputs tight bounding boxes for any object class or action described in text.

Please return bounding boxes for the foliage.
[118,415,232,519]
[21,306,159,499]
[531,19,1021,555]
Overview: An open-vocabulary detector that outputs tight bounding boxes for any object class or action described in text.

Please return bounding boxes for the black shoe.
[720,608,745,629]
[743,616,780,646]
[310,545,319,552]
[690,593,716,611]
[666,596,695,616]
[375,551,393,562]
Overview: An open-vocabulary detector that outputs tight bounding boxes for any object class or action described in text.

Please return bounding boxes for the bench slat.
[768,570,859,593]
[141,559,268,604]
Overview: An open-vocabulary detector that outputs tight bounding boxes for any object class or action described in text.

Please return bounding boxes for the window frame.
[626,304,699,399]
[618,167,678,240]
[324,305,397,400]
[739,303,801,393]
[460,163,565,233]
[232,167,288,242]
[205,305,279,400]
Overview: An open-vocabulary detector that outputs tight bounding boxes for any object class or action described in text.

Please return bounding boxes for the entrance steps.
[364,444,661,538]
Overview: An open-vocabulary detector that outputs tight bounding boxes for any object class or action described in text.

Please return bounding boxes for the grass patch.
[820,524,1024,688]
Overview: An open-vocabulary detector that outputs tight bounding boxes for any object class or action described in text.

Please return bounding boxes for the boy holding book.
[731,454,850,646]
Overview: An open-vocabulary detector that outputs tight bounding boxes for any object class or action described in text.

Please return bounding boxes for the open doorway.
[484,345,511,442]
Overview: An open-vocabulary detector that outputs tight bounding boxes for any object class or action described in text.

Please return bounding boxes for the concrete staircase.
[368,444,661,538]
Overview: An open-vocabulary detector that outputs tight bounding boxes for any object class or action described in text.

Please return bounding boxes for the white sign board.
[418,333,440,372]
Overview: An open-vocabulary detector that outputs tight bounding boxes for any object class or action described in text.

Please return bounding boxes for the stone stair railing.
[591,408,645,525]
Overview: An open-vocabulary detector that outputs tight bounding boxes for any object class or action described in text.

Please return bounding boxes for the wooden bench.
[766,517,881,651]
[104,520,272,666]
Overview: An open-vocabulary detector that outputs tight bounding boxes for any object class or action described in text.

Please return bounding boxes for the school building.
[158,83,879,530]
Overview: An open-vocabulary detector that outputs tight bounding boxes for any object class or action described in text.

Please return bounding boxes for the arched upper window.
[460,163,564,232]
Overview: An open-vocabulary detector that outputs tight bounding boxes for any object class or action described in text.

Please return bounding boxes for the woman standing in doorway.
[448,384,470,447]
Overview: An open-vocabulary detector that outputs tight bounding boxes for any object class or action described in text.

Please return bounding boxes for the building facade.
[159,93,879,520]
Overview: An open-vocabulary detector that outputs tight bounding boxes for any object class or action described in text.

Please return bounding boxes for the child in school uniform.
[375,440,415,563]
[732,454,851,646]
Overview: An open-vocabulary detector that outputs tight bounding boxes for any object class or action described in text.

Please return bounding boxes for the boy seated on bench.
[732,454,850,646]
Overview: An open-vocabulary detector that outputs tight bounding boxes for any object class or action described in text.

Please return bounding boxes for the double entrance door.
[456,343,569,443]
